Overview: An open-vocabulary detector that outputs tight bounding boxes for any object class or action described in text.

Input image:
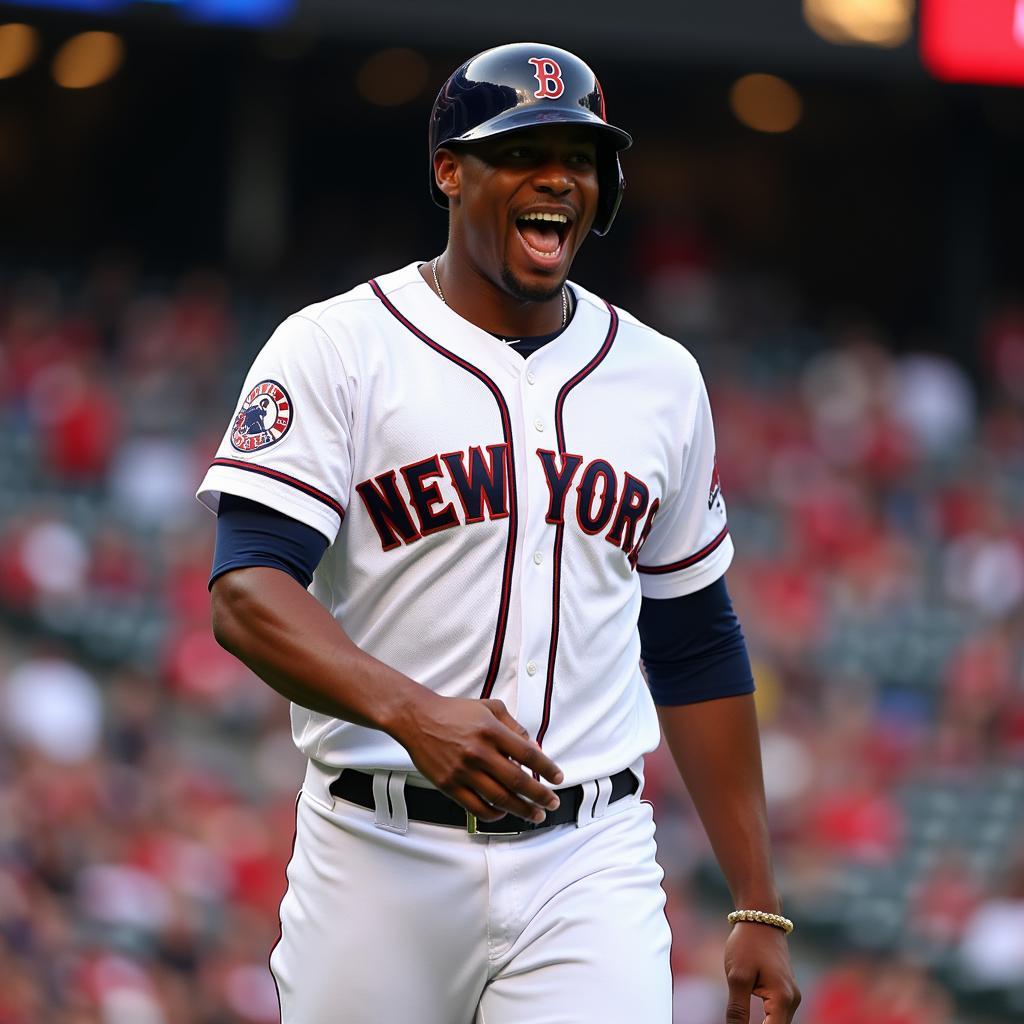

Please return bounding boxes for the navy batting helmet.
[428,43,632,237]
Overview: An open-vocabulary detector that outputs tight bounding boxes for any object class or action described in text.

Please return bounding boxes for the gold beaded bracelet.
[727,910,794,934]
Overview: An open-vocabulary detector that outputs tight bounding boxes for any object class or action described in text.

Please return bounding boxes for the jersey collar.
[374,262,596,378]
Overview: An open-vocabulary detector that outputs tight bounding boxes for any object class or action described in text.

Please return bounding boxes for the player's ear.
[434,147,461,202]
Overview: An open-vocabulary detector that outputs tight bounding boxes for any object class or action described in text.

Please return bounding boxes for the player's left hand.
[723,922,801,1023]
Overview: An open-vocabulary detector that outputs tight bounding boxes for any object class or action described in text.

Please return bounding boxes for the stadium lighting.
[803,0,915,47]
[729,74,803,134]
[52,30,124,89]
[356,48,429,107]
[0,23,40,80]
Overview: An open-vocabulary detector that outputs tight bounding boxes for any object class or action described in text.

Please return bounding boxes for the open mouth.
[515,211,572,266]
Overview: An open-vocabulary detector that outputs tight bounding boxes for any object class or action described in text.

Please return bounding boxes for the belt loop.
[575,776,614,829]
[372,771,409,834]
[593,775,612,819]
[574,779,600,828]
[388,772,409,833]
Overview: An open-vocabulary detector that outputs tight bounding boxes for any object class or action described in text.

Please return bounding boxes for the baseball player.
[198,43,800,1024]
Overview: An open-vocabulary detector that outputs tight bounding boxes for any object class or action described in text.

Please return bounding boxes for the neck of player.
[423,249,567,340]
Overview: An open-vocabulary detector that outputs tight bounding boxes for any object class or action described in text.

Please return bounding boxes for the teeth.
[520,212,569,224]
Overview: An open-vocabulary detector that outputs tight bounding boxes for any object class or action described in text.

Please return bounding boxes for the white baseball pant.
[269,758,673,1024]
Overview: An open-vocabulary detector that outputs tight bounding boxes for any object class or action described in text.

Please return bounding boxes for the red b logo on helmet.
[528,57,564,99]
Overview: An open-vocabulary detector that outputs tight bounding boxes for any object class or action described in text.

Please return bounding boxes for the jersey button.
[533,551,543,565]
[526,661,538,676]
[533,417,544,432]
[526,370,537,385]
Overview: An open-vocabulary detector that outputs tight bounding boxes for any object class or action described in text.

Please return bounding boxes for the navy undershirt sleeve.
[637,576,756,706]
[210,493,329,590]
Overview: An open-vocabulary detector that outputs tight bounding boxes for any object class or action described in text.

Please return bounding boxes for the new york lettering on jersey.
[355,444,656,566]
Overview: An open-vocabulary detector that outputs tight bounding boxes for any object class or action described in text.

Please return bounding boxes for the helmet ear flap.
[592,150,625,237]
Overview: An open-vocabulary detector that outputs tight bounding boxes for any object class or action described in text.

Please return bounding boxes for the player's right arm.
[211,561,562,825]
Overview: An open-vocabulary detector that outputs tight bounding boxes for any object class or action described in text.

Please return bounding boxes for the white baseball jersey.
[197,261,732,786]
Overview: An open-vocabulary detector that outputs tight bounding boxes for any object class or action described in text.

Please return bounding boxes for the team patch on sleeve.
[708,457,722,510]
[230,380,293,452]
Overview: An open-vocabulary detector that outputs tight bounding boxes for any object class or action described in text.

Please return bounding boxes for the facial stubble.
[499,260,566,304]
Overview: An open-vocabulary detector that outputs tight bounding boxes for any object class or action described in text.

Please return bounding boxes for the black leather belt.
[329,767,638,835]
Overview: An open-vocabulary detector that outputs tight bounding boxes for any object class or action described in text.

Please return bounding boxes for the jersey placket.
[511,354,561,750]
[515,306,620,760]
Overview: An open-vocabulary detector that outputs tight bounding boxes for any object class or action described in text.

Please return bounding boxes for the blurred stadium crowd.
[0,238,1022,1023]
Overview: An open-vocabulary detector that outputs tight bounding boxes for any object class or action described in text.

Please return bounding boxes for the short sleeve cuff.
[196,460,344,543]
[650,673,755,707]
[637,529,734,600]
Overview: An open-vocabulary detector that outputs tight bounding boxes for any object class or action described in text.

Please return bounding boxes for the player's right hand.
[391,694,564,824]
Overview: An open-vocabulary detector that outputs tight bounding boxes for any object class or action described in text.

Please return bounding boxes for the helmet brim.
[441,105,632,153]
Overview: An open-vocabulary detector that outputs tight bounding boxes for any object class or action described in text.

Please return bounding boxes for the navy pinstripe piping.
[637,523,730,575]
[209,458,346,520]
[368,278,518,700]
[535,301,619,751]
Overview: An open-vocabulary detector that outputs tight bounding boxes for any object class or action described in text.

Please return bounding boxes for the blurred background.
[0,1,1023,1022]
